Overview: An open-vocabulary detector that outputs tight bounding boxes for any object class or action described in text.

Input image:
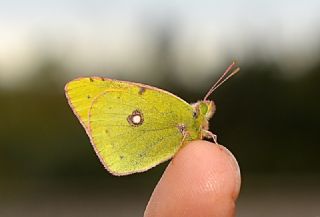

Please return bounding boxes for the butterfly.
[65,62,239,175]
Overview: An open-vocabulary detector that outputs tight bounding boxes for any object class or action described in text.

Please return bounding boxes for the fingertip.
[144,140,241,217]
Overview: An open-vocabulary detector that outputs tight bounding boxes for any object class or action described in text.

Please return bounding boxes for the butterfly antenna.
[203,61,240,101]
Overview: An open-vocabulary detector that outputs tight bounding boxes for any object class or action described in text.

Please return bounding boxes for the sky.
[0,0,320,88]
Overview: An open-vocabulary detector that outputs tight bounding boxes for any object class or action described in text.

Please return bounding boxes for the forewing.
[88,84,193,175]
[65,77,126,130]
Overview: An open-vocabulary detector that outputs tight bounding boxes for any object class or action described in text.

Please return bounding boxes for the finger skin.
[144,140,241,217]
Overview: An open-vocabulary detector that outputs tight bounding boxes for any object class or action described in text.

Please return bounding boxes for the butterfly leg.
[202,130,218,144]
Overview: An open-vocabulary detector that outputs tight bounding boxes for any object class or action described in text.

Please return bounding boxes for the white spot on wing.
[132,115,141,124]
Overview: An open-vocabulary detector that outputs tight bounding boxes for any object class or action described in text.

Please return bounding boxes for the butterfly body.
[65,77,215,175]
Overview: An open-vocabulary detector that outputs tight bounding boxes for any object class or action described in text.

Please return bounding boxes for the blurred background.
[1,1,319,216]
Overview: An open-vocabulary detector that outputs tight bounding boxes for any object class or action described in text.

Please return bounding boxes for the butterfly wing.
[88,81,195,175]
[65,77,129,131]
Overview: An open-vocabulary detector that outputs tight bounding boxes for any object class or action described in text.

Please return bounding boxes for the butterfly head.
[192,100,215,128]
[198,100,215,120]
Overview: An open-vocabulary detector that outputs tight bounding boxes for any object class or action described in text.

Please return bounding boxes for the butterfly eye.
[193,111,197,118]
[193,108,199,119]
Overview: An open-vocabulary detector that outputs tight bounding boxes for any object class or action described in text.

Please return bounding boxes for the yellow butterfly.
[65,62,239,175]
